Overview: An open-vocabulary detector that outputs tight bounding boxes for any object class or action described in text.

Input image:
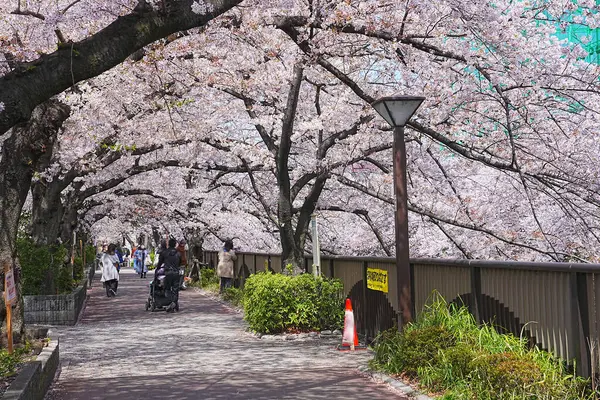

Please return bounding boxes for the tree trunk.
[189,233,204,262]
[31,180,65,246]
[152,227,161,248]
[276,64,304,274]
[279,174,328,275]
[0,99,70,344]
[280,237,305,275]
[59,200,79,283]
[278,197,306,275]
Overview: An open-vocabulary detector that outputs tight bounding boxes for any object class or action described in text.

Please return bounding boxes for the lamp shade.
[371,95,425,127]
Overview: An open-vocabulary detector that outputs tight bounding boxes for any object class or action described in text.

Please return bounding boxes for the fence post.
[253,254,257,274]
[304,257,309,274]
[362,260,368,340]
[410,261,415,319]
[470,266,482,324]
[236,254,244,288]
[570,272,591,377]
[329,258,334,278]
[571,272,592,378]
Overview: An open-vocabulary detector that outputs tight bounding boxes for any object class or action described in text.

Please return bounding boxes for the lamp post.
[371,95,425,331]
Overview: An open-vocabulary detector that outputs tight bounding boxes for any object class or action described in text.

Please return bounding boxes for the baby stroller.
[145,267,179,312]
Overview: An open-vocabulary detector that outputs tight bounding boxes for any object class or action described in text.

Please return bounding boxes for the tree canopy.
[1,0,600,264]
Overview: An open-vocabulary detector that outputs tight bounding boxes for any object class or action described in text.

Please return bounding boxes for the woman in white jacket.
[217,240,237,293]
[101,244,120,297]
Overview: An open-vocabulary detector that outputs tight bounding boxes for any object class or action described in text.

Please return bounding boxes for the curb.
[357,365,434,400]
[2,331,59,400]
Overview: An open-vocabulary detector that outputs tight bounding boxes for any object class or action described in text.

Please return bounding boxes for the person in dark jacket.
[115,246,124,272]
[157,239,167,262]
[157,238,181,312]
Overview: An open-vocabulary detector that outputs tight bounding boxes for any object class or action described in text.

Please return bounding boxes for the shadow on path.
[45,268,405,399]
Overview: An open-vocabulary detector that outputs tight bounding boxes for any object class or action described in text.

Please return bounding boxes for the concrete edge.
[2,333,60,400]
[76,286,91,325]
[36,330,59,370]
[357,365,434,400]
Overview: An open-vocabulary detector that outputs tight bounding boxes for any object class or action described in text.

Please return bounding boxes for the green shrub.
[242,271,344,334]
[222,287,243,307]
[0,350,20,377]
[369,325,455,377]
[73,256,84,282]
[186,268,219,292]
[17,237,70,295]
[56,263,75,293]
[0,342,32,377]
[437,343,478,379]
[403,325,456,376]
[471,352,542,395]
[370,293,592,399]
[84,245,96,267]
[200,268,219,288]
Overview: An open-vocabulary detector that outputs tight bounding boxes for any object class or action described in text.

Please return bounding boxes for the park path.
[45,267,406,399]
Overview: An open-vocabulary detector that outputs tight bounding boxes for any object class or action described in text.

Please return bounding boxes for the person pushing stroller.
[157,239,181,312]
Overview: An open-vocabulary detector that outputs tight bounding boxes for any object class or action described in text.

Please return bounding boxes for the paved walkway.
[45,268,406,399]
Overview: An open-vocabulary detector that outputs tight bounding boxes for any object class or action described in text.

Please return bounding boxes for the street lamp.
[371,95,425,331]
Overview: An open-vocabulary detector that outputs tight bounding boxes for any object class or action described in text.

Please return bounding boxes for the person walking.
[217,239,237,293]
[177,239,187,269]
[157,238,181,312]
[134,245,148,278]
[176,239,187,289]
[122,247,131,268]
[115,246,124,272]
[100,244,120,297]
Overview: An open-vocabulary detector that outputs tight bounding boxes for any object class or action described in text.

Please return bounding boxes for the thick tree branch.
[0,0,244,135]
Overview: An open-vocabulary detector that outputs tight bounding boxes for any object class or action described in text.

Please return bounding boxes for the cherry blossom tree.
[0,0,244,135]
[267,0,600,261]
[0,99,70,338]
[72,0,600,264]
[4,0,600,304]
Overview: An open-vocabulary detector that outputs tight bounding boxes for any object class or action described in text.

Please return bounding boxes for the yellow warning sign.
[367,268,388,293]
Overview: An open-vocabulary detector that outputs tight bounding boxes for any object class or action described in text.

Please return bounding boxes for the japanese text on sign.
[5,269,16,304]
[366,268,388,293]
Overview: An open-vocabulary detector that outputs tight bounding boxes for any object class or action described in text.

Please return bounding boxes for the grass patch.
[0,340,46,378]
[188,268,242,307]
[222,287,243,307]
[370,293,592,399]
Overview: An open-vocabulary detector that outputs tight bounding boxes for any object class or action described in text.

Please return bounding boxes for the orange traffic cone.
[338,298,366,351]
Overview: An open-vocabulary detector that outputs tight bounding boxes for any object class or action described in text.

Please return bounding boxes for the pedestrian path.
[45,268,406,399]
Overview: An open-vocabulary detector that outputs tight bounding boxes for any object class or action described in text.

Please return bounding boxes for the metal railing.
[203,250,600,377]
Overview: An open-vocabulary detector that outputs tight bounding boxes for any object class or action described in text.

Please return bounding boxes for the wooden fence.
[202,250,600,377]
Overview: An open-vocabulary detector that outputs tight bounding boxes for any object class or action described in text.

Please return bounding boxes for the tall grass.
[370,292,593,399]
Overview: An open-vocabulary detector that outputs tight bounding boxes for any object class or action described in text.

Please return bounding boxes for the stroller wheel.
[175,303,179,312]
[150,302,156,312]
[145,301,150,311]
